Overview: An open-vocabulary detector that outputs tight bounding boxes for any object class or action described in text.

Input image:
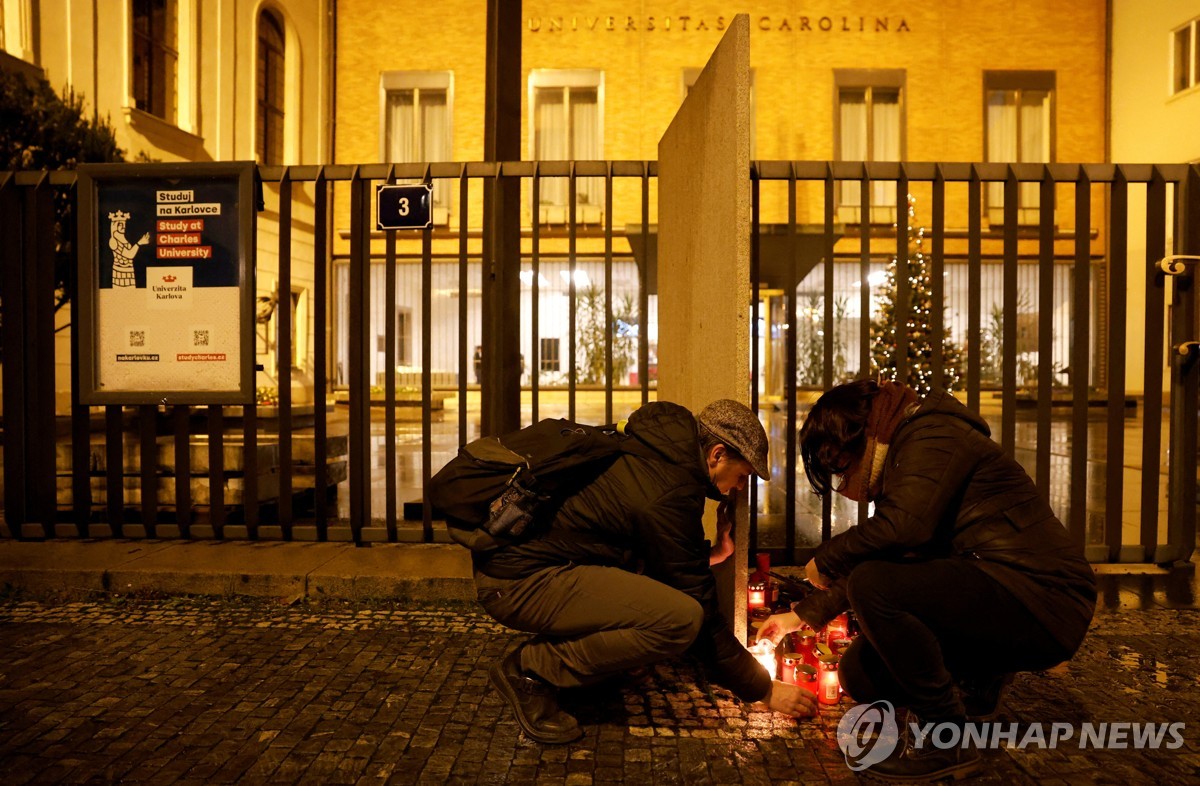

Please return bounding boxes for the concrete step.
[54,433,348,473]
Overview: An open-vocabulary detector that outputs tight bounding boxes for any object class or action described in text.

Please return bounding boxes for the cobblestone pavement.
[0,597,1198,785]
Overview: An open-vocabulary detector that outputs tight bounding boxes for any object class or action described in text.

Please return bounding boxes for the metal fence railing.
[1,162,1195,569]
[749,162,1197,568]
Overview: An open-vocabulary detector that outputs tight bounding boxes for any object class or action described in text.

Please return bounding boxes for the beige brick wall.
[335,0,1108,249]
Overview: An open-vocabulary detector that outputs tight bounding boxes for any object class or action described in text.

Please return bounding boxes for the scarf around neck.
[852,382,920,501]
[869,381,920,446]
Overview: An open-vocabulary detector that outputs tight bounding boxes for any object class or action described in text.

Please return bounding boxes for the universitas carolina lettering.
[528,15,910,33]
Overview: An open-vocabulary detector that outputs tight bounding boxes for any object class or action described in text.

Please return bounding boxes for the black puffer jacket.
[475,402,772,702]
[813,389,1097,653]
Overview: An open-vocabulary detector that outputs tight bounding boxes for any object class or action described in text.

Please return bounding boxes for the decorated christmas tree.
[870,195,963,394]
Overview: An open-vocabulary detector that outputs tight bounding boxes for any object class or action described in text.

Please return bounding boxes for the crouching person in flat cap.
[474,400,818,744]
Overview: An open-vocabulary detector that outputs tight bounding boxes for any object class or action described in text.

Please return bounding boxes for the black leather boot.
[489,646,582,744]
[865,715,981,782]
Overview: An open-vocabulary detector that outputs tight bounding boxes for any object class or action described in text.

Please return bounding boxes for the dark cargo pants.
[474,564,705,688]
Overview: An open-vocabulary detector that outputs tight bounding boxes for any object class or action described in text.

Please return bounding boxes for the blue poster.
[97,178,241,289]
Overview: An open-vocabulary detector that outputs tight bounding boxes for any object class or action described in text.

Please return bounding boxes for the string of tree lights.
[869,194,963,395]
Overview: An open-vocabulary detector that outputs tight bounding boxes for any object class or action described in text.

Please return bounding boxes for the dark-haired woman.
[759,380,1095,781]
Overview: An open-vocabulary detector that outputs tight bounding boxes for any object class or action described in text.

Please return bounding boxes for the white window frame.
[379,70,453,225]
[255,7,287,166]
[1171,17,1200,95]
[983,71,1055,226]
[539,336,562,373]
[121,0,198,135]
[528,68,604,225]
[834,69,906,225]
[129,0,178,123]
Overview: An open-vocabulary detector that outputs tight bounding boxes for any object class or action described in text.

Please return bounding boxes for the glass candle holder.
[748,639,777,679]
[781,652,801,684]
[826,613,850,642]
[818,655,841,705]
[748,580,768,611]
[796,631,820,672]
[796,663,818,683]
[795,664,819,705]
[831,638,853,657]
[749,619,764,645]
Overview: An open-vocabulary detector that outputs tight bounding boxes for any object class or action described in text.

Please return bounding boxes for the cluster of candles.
[748,610,854,706]
[746,555,857,708]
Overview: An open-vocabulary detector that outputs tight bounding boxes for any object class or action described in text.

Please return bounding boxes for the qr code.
[193,329,210,346]
[129,330,145,347]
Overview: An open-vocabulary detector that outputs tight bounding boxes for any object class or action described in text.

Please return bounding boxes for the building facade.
[1111,0,1200,394]
[333,0,1110,396]
[4,2,1134,400]
[1,0,333,407]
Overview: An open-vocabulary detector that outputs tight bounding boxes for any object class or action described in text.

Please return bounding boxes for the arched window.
[256,10,285,165]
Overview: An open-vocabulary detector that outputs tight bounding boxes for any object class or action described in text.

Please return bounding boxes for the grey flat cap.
[697,399,770,480]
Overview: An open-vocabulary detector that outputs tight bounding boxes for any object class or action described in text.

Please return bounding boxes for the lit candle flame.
[748,639,777,679]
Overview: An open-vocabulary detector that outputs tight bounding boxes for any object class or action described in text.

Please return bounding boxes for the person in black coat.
[476,400,817,744]
[758,379,1096,781]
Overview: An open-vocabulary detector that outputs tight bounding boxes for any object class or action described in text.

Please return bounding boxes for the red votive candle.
[796,664,819,709]
[748,580,767,611]
[818,655,841,705]
[826,613,850,642]
[796,631,820,672]
[781,652,801,684]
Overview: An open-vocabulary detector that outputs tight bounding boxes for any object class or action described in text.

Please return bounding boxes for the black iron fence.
[750,162,1198,568]
[1,162,1196,567]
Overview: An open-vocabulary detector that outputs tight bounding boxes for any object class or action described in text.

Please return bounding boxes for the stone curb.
[0,539,475,602]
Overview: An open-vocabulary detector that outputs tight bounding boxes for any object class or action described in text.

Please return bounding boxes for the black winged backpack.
[429,418,630,551]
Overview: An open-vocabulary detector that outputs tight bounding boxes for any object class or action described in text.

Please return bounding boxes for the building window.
[132,0,178,121]
[256,10,285,165]
[381,71,452,224]
[0,0,33,60]
[1173,18,1200,94]
[985,71,1054,225]
[395,308,412,367]
[374,309,411,368]
[530,69,603,224]
[835,70,904,224]
[539,337,561,373]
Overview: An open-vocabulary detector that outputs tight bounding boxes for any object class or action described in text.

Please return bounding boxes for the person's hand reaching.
[757,610,802,646]
[805,557,832,590]
[709,499,735,566]
[762,680,818,718]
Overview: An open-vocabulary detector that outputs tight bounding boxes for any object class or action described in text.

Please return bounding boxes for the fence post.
[0,174,28,534]
[1166,166,1199,564]
[481,0,522,436]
